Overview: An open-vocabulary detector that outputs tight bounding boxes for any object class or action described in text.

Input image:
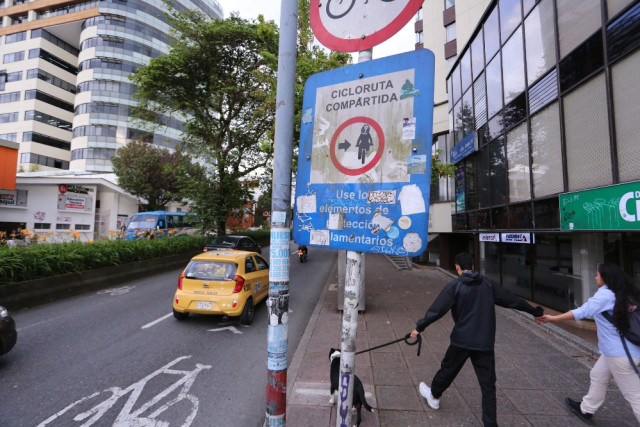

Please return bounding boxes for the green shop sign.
[560,181,640,231]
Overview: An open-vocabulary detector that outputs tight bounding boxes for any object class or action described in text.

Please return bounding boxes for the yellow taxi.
[173,250,269,325]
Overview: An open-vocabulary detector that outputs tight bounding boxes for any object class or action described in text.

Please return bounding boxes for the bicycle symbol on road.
[97,286,136,296]
[326,0,396,19]
[37,356,211,427]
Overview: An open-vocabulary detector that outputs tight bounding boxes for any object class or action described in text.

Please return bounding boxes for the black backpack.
[602,300,640,377]
[602,300,640,346]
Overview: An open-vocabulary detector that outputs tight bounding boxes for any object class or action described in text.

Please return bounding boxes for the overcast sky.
[215,0,416,60]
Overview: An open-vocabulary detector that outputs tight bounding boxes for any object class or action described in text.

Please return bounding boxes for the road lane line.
[142,313,172,329]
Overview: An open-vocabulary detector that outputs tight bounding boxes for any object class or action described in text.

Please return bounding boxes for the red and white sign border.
[309,0,424,52]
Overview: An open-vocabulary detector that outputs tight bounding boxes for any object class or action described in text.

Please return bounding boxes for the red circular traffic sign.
[310,0,423,52]
[330,116,385,176]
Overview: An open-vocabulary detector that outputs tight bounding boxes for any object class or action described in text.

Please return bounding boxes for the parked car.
[203,235,261,254]
[173,250,269,325]
[0,305,17,355]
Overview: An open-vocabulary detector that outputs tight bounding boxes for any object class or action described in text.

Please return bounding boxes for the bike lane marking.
[141,312,172,329]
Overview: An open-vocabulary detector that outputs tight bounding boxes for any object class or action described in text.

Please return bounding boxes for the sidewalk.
[286,253,637,426]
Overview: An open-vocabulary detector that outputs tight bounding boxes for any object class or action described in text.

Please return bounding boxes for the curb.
[286,256,338,393]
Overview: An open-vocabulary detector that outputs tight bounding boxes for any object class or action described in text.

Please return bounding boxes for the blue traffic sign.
[293,50,435,256]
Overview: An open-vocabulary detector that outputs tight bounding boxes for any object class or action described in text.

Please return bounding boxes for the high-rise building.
[416,0,640,312]
[0,0,223,173]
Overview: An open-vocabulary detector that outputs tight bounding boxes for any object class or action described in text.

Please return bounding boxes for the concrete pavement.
[286,253,638,426]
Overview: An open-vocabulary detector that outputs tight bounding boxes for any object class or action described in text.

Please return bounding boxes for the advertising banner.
[560,181,640,230]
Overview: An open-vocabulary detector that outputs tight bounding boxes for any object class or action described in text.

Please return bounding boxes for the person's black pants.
[431,344,497,427]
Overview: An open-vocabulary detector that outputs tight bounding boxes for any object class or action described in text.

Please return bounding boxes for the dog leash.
[355,333,422,357]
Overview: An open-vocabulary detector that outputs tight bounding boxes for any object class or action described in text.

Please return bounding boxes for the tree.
[111,140,192,211]
[255,0,351,198]
[130,10,280,234]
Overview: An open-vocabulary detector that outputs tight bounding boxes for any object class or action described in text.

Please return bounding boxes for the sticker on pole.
[293,50,435,256]
[309,0,424,52]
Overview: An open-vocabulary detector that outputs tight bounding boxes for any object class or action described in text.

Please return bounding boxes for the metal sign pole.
[336,47,371,427]
[266,0,298,425]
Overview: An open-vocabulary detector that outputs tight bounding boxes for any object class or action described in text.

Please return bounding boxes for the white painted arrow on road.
[207,326,242,334]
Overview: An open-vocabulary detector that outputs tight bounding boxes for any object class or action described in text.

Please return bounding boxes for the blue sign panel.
[293,50,435,256]
[450,131,476,163]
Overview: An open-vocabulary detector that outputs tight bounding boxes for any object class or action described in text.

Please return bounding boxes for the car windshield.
[208,237,240,247]
[126,214,158,231]
[185,261,237,280]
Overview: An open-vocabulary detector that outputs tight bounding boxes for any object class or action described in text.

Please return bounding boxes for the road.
[0,244,337,427]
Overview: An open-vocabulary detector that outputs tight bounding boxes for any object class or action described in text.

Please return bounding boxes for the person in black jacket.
[410,252,543,427]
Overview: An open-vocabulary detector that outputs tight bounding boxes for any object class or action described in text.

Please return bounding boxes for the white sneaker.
[419,382,440,410]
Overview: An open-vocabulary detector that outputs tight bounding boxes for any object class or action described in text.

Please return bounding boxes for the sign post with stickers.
[293,49,435,256]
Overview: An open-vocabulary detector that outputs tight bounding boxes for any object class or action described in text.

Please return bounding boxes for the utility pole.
[336,47,372,427]
[265,0,298,426]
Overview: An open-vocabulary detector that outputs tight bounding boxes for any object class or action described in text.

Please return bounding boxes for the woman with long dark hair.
[537,263,640,424]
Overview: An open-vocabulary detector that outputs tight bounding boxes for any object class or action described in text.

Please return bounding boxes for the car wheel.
[173,309,188,320]
[239,298,255,325]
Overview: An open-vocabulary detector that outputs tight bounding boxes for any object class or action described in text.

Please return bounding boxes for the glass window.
[529,69,558,115]
[416,31,424,44]
[477,146,491,208]
[522,0,536,16]
[525,0,557,86]
[446,22,457,42]
[564,73,611,192]
[460,52,471,92]
[559,32,603,93]
[611,49,640,182]
[465,160,477,210]
[606,2,640,65]
[533,234,578,311]
[492,206,509,228]
[445,0,455,10]
[473,73,487,129]
[509,202,532,229]
[471,30,484,80]
[453,100,462,143]
[534,198,559,229]
[447,77,453,107]
[461,89,474,138]
[479,241,500,283]
[484,7,501,61]
[506,121,531,203]
[503,92,527,130]
[502,27,525,105]
[452,66,461,104]
[488,113,503,141]
[501,242,532,299]
[500,0,522,42]
[557,0,602,58]
[486,53,502,118]
[531,103,563,198]
[490,137,507,206]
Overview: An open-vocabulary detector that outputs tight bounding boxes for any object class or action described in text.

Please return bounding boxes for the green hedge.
[0,235,210,284]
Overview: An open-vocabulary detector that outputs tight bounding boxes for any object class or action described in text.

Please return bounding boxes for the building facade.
[413,0,491,269]
[0,0,223,173]
[0,171,140,241]
[431,0,639,311]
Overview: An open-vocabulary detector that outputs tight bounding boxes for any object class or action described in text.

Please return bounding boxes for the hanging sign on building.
[479,233,500,242]
[309,0,424,52]
[501,233,532,244]
[560,180,640,230]
[293,50,435,256]
[450,132,477,163]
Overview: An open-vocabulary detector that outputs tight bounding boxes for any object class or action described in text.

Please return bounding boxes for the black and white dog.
[329,348,373,426]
